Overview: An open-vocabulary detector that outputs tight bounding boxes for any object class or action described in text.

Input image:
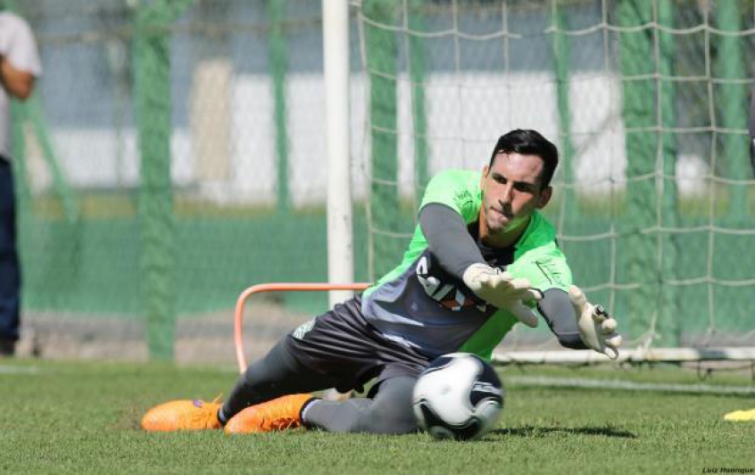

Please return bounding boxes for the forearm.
[537,288,587,349]
[419,203,485,279]
[0,56,35,100]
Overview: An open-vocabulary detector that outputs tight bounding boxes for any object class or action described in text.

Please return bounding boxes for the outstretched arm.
[419,203,484,278]
[537,288,586,349]
[419,203,541,327]
[538,287,622,358]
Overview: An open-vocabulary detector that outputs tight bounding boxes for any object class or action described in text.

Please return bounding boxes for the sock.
[217,407,229,426]
[299,398,320,426]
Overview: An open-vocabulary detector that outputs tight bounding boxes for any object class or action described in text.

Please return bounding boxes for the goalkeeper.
[142,129,622,435]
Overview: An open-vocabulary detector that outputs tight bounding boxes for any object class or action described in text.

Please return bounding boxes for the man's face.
[480,152,552,239]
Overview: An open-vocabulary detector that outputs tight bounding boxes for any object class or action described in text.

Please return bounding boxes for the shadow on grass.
[492,425,636,439]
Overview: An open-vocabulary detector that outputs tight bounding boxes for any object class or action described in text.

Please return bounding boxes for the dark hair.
[488,129,559,189]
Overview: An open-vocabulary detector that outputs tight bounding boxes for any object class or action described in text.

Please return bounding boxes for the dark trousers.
[0,159,20,342]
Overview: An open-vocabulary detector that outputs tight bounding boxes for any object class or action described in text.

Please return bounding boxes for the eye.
[513,183,535,194]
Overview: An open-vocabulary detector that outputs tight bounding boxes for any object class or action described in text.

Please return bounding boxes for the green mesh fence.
[12,0,370,363]
[10,0,755,363]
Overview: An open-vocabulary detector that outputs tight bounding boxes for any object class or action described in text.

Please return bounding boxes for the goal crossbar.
[493,348,755,365]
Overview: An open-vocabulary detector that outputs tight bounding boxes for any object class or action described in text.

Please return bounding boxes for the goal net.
[355,0,755,362]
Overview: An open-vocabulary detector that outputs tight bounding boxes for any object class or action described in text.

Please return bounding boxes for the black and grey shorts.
[283,295,432,395]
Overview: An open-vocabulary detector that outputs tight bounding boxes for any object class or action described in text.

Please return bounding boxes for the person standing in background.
[0,9,42,356]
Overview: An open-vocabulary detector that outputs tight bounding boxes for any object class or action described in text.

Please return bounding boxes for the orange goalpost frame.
[234,283,371,373]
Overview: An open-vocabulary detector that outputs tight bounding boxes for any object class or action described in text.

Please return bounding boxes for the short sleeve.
[419,170,481,224]
[1,13,42,76]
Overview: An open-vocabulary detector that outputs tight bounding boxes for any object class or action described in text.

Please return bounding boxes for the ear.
[536,186,553,209]
[480,165,489,189]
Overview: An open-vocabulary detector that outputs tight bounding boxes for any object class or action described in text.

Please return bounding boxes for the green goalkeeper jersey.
[361,169,572,360]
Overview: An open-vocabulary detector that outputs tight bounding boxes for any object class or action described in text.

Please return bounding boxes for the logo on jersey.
[535,258,566,286]
[292,318,316,340]
[416,255,485,312]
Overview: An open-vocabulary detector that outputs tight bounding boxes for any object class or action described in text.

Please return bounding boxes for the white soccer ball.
[413,352,504,440]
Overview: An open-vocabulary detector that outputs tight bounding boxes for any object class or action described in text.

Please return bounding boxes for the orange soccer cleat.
[141,399,223,432]
[224,394,314,434]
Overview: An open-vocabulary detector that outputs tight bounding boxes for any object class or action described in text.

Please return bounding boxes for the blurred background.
[6,0,755,364]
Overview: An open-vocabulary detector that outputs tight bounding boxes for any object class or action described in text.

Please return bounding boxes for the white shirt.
[0,11,42,160]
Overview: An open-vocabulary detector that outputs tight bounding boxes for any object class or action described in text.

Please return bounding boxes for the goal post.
[324,0,357,308]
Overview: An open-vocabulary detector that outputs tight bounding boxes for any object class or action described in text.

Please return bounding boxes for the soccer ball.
[413,352,504,440]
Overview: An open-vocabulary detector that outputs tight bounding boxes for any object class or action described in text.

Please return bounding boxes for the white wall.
[31,71,709,205]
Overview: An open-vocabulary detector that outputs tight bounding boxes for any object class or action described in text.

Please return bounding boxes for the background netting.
[358,0,755,355]
[13,0,368,363]
[8,0,755,364]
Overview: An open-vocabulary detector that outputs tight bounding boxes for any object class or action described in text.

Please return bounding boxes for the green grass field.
[1,359,753,474]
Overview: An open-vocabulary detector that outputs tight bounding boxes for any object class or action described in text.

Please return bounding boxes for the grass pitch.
[1,359,753,474]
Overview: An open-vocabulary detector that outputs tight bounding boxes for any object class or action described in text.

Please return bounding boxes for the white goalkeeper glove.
[462,263,542,328]
[569,285,622,359]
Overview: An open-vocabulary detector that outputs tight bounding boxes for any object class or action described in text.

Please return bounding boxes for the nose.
[499,183,513,205]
